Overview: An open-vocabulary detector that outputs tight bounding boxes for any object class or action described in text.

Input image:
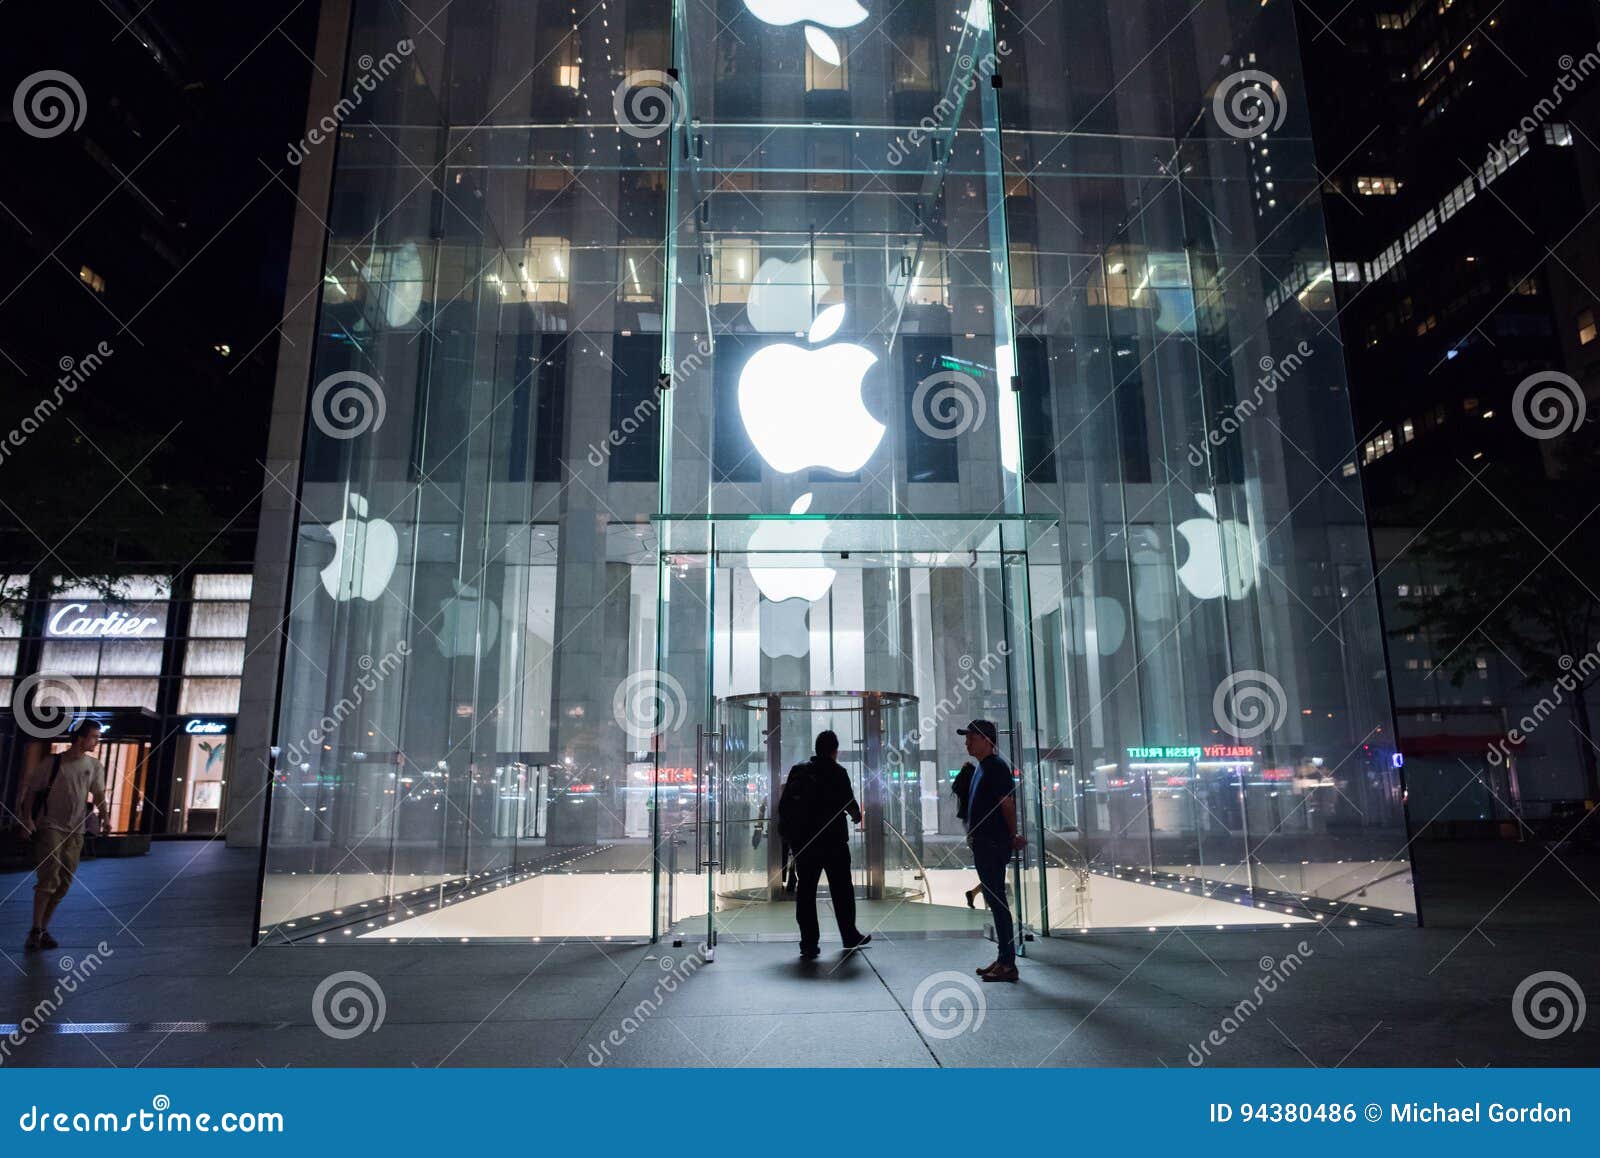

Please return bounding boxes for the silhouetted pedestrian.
[777,730,871,959]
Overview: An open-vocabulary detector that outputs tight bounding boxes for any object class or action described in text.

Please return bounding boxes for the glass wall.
[1000,0,1413,927]
[257,0,1416,944]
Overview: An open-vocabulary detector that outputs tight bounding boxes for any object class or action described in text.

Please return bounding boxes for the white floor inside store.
[352,866,1318,940]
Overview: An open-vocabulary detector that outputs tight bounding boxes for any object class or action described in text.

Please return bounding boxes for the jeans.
[973,839,1015,964]
[794,845,861,950]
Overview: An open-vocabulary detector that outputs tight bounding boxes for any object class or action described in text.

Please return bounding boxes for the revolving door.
[714,691,925,906]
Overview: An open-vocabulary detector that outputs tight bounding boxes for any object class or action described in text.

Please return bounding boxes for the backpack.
[777,761,821,844]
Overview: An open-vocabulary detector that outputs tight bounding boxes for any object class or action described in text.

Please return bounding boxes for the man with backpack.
[777,730,871,959]
[18,719,108,952]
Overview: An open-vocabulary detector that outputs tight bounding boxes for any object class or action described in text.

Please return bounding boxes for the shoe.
[975,960,1001,976]
[24,928,41,952]
[842,933,872,951]
[799,946,821,960]
[981,963,1019,983]
[37,929,58,950]
[965,887,980,909]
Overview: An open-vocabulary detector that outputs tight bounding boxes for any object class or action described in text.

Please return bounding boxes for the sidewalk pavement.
[1,839,1596,1067]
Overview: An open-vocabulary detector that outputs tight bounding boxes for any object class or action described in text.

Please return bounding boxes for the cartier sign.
[47,601,166,639]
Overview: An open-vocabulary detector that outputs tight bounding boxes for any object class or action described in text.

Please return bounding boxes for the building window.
[1544,123,1574,147]
[1355,176,1399,195]
[179,574,251,715]
[78,265,106,294]
[1010,242,1041,307]
[40,576,171,711]
[0,575,24,706]
[1579,309,1596,346]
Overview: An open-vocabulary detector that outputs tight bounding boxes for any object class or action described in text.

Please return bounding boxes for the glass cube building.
[249,0,1418,945]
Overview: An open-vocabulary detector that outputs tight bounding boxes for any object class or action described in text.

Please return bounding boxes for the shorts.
[33,828,84,903]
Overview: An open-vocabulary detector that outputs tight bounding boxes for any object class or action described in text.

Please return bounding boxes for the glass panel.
[657,550,714,947]
[192,573,253,600]
[260,0,674,943]
[188,602,249,638]
[661,0,1022,519]
[1003,0,1415,928]
[179,679,242,716]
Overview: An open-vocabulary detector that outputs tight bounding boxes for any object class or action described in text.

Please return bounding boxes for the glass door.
[655,544,716,952]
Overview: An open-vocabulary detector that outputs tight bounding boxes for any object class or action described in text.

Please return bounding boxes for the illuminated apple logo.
[742,0,868,65]
[320,492,400,602]
[760,598,812,660]
[435,579,499,658]
[739,304,885,474]
[359,240,424,330]
[747,255,830,335]
[1066,595,1127,656]
[747,493,836,603]
[1175,493,1258,602]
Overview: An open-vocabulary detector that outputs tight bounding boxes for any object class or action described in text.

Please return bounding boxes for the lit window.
[1544,123,1574,147]
[1355,176,1399,196]
[78,265,106,294]
[1580,309,1597,346]
[557,64,580,90]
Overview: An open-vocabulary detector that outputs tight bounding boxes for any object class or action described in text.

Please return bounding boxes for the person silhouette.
[959,720,1026,982]
[777,730,872,959]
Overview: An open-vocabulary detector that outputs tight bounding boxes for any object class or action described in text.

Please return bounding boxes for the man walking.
[777,730,871,959]
[958,720,1025,982]
[19,719,108,951]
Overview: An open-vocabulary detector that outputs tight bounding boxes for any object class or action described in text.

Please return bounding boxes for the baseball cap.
[957,719,998,744]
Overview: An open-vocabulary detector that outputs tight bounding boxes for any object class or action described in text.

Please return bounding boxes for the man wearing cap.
[958,719,1025,982]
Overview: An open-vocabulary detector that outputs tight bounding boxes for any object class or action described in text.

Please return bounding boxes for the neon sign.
[1126,745,1202,761]
[48,602,164,638]
[184,719,232,735]
[1125,744,1258,761]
